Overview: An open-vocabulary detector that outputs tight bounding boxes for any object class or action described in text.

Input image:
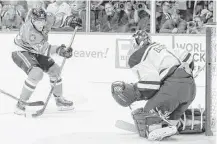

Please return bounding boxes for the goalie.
[11,8,82,115]
[111,30,198,140]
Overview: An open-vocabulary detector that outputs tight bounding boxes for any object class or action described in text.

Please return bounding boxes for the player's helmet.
[132,30,151,48]
[31,8,46,21]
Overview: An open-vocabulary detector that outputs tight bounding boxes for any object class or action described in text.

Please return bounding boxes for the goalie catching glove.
[111,81,141,107]
[56,44,73,58]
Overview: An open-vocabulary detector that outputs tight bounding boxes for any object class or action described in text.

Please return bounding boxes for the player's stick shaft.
[32,27,79,117]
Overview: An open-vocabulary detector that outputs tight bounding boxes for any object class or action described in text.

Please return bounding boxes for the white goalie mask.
[131,30,151,50]
[128,30,151,58]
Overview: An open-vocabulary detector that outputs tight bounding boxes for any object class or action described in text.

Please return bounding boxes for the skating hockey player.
[111,30,197,140]
[11,8,82,115]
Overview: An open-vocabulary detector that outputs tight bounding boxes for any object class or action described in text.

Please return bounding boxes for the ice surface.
[0,35,215,144]
[0,83,216,144]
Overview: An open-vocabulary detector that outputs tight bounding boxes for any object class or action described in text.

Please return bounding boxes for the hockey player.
[111,30,196,140]
[11,8,82,115]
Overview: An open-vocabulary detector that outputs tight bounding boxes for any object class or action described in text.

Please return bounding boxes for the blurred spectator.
[123,1,138,32]
[46,1,86,31]
[194,1,205,16]
[27,1,47,9]
[187,16,206,34]
[200,1,213,23]
[136,9,150,32]
[47,0,72,16]
[99,2,128,32]
[90,1,151,33]
[156,1,172,32]
[125,1,138,24]
[90,1,104,32]
[69,1,86,31]
[1,4,24,31]
[160,10,187,33]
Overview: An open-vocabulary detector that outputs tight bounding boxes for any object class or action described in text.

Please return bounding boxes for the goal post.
[205,22,217,136]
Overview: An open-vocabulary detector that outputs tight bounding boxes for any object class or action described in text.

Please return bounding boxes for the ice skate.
[14,102,26,115]
[148,126,178,141]
[55,96,74,111]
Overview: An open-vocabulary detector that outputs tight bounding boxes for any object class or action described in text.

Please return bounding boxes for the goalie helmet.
[31,8,46,21]
[132,30,151,49]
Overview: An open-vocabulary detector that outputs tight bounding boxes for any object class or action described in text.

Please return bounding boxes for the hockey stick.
[31,27,79,117]
[193,64,205,78]
[0,89,44,106]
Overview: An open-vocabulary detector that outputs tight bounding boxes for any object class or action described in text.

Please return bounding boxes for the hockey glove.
[56,44,73,58]
[65,16,82,29]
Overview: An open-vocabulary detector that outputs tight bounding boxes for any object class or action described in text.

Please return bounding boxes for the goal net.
[205,23,217,136]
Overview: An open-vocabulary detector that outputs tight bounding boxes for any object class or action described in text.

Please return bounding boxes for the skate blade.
[148,126,177,141]
[57,106,74,111]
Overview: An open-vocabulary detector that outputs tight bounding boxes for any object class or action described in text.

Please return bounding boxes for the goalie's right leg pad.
[131,108,178,140]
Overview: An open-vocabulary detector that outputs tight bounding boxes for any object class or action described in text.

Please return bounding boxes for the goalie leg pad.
[111,81,141,107]
[131,108,164,138]
[178,108,205,134]
[131,108,178,140]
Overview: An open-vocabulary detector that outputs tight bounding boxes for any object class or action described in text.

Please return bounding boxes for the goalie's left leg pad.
[178,108,205,134]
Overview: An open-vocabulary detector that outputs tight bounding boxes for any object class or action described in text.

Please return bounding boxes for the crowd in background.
[156,0,214,34]
[0,0,86,31]
[90,0,151,33]
[0,0,215,34]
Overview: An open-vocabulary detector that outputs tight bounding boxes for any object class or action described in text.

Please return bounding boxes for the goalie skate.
[55,97,74,111]
[14,102,26,115]
[148,126,177,141]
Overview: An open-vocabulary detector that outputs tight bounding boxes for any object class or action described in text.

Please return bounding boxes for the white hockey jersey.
[128,42,193,95]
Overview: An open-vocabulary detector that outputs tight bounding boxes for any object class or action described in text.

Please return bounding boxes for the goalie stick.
[31,26,79,118]
[0,89,44,106]
[115,120,137,133]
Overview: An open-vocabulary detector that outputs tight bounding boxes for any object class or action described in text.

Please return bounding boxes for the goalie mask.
[111,81,141,107]
[132,30,151,49]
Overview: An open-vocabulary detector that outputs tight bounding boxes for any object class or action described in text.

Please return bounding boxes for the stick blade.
[32,108,44,117]
[27,101,45,106]
[115,120,137,133]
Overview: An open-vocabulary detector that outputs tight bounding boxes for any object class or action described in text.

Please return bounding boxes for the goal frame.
[205,22,217,136]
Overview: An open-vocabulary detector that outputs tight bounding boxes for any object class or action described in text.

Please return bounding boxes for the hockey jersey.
[14,20,51,56]
[14,11,67,56]
[128,42,193,99]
